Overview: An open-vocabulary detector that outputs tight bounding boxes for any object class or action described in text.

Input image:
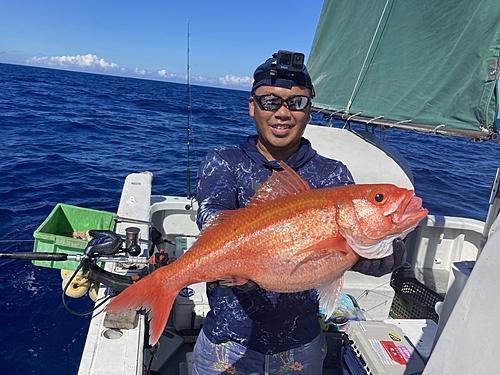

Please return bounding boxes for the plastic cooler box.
[343,321,426,375]
[33,203,115,270]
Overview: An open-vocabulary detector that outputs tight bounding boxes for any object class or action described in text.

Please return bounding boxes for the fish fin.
[317,276,344,319]
[249,161,310,205]
[292,236,349,274]
[105,274,177,346]
[201,161,310,233]
[218,276,250,288]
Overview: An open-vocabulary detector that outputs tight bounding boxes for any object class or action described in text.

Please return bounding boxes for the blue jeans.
[192,330,327,374]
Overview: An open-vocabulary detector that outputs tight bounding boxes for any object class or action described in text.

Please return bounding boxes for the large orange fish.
[106,161,428,345]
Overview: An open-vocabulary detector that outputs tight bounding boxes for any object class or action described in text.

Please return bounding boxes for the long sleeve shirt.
[195,134,354,354]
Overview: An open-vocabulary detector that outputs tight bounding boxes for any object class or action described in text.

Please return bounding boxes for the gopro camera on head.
[275,50,305,73]
[268,50,305,77]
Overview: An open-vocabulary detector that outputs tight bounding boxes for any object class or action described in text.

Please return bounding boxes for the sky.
[0,0,325,90]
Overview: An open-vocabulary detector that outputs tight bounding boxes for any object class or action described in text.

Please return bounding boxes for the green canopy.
[308,0,500,139]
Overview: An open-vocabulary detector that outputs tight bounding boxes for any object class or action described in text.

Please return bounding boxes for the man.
[193,51,406,374]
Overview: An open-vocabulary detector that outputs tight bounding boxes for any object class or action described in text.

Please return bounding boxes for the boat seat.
[304,125,414,190]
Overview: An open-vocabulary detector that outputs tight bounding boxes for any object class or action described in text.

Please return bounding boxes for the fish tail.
[105,274,178,346]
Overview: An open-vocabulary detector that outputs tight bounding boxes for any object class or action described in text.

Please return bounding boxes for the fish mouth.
[391,190,428,229]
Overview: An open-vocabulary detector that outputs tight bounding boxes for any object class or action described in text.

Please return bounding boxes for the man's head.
[251,50,315,97]
[249,51,314,161]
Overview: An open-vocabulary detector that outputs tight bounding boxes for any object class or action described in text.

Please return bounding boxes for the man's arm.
[195,150,239,230]
[196,149,260,290]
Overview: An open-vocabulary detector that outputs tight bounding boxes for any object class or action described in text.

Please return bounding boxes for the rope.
[346,0,392,113]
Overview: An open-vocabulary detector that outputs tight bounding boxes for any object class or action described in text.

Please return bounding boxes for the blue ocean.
[0,62,499,374]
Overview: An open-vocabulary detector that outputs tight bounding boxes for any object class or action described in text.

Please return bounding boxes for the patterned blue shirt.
[195,134,354,354]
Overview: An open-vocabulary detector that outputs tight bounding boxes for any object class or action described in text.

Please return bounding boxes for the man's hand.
[351,238,407,277]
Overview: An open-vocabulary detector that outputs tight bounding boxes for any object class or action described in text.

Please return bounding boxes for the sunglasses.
[253,94,311,112]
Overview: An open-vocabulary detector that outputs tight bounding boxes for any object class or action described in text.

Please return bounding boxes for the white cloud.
[20,53,251,90]
[194,75,209,83]
[158,69,168,77]
[26,54,119,70]
[218,74,252,86]
[158,69,187,82]
[158,69,175,78]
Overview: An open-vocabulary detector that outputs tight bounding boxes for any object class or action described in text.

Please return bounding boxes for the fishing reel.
[59,229,142,310]
[60,227,168,316]
[61,227,173,315]
[1,226,169,315]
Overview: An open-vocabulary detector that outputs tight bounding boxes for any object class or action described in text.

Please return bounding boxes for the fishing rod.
[0,251,150,265]
[186,20,193,199]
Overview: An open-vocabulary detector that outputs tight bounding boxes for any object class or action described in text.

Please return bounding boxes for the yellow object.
[60,269,72,279]
[88,282,100,302]
[61,270,90,298]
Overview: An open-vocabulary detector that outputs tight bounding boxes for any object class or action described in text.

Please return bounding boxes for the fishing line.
[0,239,34,242]
[353,278,392,309]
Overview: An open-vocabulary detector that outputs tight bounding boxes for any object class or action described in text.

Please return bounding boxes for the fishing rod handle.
[0,252,68,261]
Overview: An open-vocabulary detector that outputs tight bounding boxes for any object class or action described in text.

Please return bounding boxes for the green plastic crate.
[33,204,115,270]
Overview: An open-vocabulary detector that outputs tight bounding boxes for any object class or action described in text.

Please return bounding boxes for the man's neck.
[256,141,299,161]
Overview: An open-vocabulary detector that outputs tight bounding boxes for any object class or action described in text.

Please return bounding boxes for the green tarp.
[308,0,500,134]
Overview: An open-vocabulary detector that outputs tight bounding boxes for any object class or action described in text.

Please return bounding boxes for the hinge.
[487,58,500,81]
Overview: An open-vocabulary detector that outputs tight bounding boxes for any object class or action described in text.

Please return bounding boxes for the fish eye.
[374,192,385,203]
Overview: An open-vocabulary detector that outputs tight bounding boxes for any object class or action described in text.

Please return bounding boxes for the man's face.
[249,85,312,161]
